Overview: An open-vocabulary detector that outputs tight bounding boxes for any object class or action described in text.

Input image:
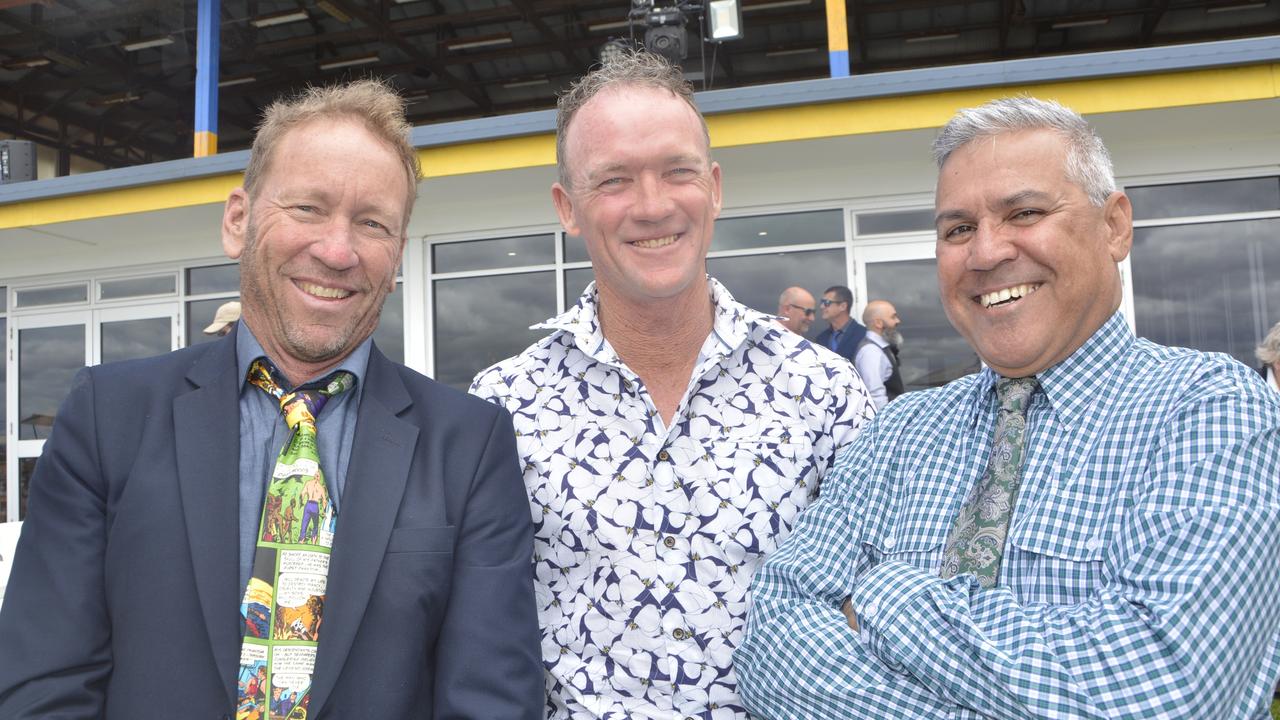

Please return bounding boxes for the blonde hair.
[555,50,708,189]
[1257,321,1280,366]
[243,79,421,226]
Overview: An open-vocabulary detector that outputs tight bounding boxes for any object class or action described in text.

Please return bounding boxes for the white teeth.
[980,283,1041,308]
[632,235,676,249]
[300,282,351,299]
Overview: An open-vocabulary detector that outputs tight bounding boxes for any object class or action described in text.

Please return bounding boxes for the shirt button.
[1086,536,1104,552]
[882,537,897,550]
[658,450,670,461]
[664,536,676,549]
[673,628,688,640]
[863,600,879,619]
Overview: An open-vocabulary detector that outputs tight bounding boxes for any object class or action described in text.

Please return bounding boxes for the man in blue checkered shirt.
[736,96,1280,719]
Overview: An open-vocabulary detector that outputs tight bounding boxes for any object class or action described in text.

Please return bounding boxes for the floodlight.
[707,0,743,41]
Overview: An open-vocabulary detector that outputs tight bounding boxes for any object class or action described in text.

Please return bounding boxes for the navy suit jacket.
[0,333,542,719]
[814,320,868,362]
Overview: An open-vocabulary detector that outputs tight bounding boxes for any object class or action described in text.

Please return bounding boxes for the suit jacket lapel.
[174,334,243,707]
[309,347,419,715]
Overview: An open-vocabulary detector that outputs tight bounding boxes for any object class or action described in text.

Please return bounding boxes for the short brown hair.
[555,49,709,189]
[243,78,421,229]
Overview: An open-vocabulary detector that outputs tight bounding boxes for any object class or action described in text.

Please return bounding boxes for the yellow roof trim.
[3,63,1277,230]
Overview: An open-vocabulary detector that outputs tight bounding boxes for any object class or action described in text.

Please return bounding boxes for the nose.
[965,219,1018,272]
[630,173,675,223]
[311,219,360,271]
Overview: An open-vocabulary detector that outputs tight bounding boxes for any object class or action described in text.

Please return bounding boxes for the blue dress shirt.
[234,322,370,593]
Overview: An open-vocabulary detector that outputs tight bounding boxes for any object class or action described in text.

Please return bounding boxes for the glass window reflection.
[100,275,177,300]
[15,283,87,308]
[706,249,846,336]
[434,272,556,390]
[18,324,84,440]
[186,297,240,347]
[372,281,404,363]
[856,208,935,235]
[1131,218,1280,367]
[186,264,240,295]
[713,210,843,252]
[433,234,556,274]
[1127,177,1280,221]
[865,258,980,391]
[101,317,171,365]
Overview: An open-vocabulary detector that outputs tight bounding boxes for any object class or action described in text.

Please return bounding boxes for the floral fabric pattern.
[471,278,872,719]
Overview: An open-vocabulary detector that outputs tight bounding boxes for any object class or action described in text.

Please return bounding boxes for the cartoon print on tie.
[272,549,329,642]
[236,655,268,720]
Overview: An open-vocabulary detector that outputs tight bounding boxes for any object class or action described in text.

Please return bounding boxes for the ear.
[709,161,723,219]
[551,182,580,237]
[222,188,250,260]
[1102,190,1133,263]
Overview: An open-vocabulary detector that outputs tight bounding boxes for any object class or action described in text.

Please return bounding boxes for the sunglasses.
[819,298,845,307]
[787,303,816,317]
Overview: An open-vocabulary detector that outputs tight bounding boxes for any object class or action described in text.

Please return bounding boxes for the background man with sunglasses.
[815,284,868,362]
[775,286,817,335]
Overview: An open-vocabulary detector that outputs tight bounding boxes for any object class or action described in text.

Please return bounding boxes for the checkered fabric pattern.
[736,312,1280,719]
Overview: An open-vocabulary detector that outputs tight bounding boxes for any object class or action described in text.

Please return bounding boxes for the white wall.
[0,522,22,613]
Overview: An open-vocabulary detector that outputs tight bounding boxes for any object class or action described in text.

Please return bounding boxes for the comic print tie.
[939,376,1038,589]
[236,359,355,720]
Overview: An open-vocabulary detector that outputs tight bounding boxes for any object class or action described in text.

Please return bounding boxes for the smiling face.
[221,117,408,381]
[934,129,1132,378]
[779,288,816,334]
[552,85,721,309]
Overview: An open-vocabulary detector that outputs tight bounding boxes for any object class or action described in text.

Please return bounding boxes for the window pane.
[1128,177,1280,220]
[705,248,846,337]
[857,208,935,235]
[564,234,590,264]
[432,234,556,274]
[18,458,36,521]
[186,297,240,347]
[713,210,843,252]
[865,258,981,391]
[18,324,84,440]
[0,286,7,312]
[433,272,555,390]
[564,268,595,308]
[1132,218,1280,366]
[15,283,87,308]
[101,317,171,364]
[372,282,404,364]
[100,274,176,300]
[186,264,240,295]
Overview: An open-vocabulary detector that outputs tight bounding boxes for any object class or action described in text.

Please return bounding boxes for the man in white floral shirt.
[470,51,873,719]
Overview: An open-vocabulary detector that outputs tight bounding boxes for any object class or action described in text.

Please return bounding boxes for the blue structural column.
[826,0,850,78]
[194,0,220,156]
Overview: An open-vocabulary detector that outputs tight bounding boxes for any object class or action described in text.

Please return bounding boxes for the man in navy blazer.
[0,80,542,719]
[814,285,868,362]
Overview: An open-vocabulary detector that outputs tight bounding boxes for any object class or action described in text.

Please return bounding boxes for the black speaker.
[0,140,37,184]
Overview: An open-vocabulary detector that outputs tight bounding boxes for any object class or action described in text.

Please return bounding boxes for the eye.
[295,205,316,213]
[941,223,975,241]
[1011,208,1043,221]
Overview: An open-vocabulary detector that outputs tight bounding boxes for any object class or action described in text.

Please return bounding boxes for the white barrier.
[0,521,23,614]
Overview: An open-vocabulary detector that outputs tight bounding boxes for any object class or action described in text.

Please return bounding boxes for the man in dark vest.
[854,299,904,409]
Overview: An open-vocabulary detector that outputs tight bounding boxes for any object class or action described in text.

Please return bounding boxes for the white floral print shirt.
[471,278,873,719]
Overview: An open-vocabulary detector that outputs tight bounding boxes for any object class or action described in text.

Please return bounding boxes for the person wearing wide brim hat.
[203,300,241,336]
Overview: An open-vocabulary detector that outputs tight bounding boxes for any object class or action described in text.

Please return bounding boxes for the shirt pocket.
[1007,477,1113,605]
[856,471,955,575]
[696,428,816,565]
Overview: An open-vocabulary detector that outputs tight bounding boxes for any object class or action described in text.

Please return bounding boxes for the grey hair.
[1257,321,1280,366]
[932,96,1116,207]
[555,49,710,188]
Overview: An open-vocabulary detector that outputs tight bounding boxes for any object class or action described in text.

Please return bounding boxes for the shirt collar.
[865,330,887,346]
[531,276,774,366]
[967,311,1134,428]
[235,321,371,393]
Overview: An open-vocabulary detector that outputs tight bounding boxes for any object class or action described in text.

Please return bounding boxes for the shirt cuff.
[851,560,939,669]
